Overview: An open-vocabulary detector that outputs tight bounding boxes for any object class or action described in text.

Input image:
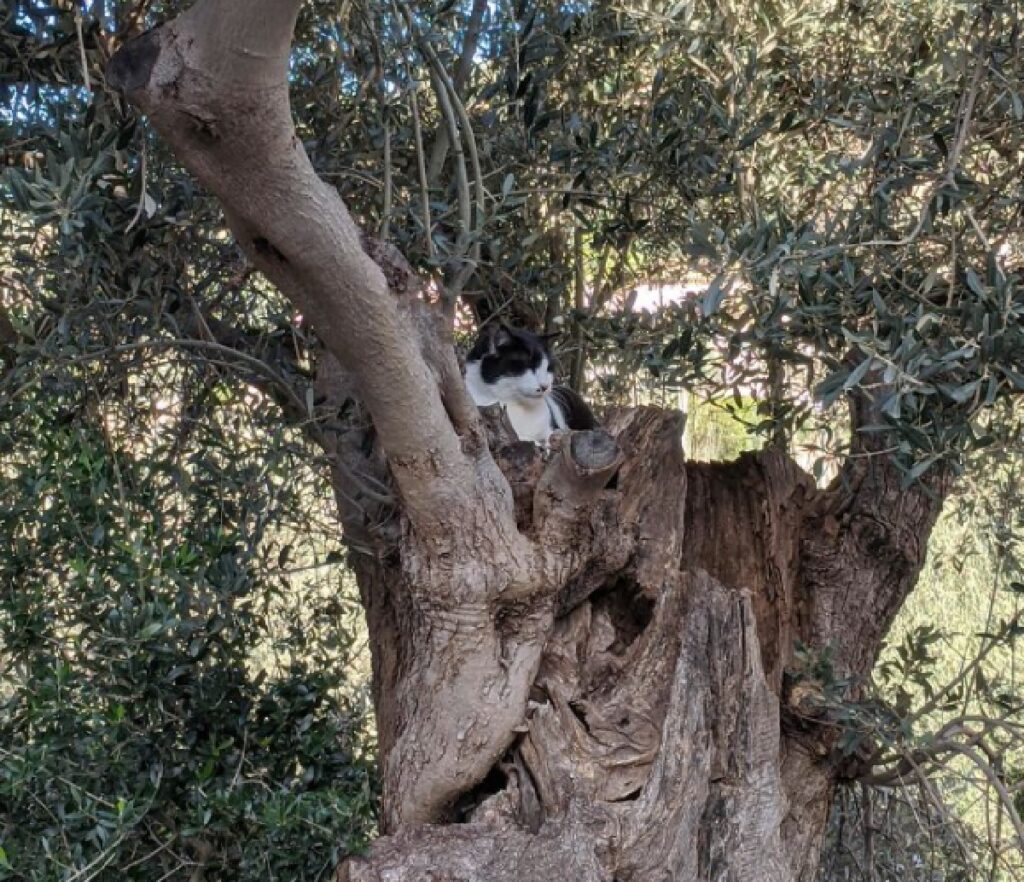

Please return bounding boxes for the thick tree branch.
[532,430,623,543]
[106,0,482,537]
[801,389,950,678]
[106,0,564,818]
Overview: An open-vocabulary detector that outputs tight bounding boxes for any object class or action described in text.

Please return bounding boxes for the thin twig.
[125,142,148,233]
[945,742,1024,850]
[75,9,92,93]
[380,113,392,239]
[397,0,485,303]
[417,32,486,234]
[41,338,395,507]
[407,86,434,259]
[117,834,179,872]
[424,0,487,183]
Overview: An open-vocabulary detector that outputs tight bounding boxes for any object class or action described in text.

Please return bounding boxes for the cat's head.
[466,324,559,402]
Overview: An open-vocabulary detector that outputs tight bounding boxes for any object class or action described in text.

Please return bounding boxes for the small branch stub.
[533,430,623,530]
[569,430,620,473]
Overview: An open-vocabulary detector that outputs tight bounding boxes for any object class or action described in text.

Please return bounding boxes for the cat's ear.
[494,323,513,348]
[481,322,512,355]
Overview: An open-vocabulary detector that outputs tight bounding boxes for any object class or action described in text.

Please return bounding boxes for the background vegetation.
[2,0,1022,878]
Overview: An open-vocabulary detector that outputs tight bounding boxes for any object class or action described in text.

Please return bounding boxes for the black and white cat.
[465,324,596,444]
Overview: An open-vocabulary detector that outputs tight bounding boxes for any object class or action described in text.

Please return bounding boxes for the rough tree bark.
[107,4,949,880]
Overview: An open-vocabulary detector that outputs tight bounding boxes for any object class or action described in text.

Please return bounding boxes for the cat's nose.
[539,382,550,392]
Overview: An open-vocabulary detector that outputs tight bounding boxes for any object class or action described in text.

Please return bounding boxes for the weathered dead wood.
[340,576,792,882]
[683,452,815,690]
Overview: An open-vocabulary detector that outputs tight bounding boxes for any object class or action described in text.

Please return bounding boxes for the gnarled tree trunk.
[107,5,947,880]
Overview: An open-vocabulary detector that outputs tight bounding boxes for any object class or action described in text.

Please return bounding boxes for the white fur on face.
[492,356,553,402]
[466,357,553,405]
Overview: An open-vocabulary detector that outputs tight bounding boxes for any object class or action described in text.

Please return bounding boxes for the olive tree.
[92,1,1023,879]
[4,0,1022,878]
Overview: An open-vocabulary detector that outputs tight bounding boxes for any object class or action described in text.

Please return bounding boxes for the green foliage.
[3,6,379,878]
[0,368,377,879]
[7,0,1024,464]
[0,68,377,871]
[0,370,376,878]
[684,395,762,462]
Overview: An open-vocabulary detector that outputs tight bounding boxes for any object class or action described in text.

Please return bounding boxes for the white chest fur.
[502,399,554,444]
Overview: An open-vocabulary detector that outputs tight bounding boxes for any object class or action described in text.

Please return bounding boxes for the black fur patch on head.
[467,325,556,383]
